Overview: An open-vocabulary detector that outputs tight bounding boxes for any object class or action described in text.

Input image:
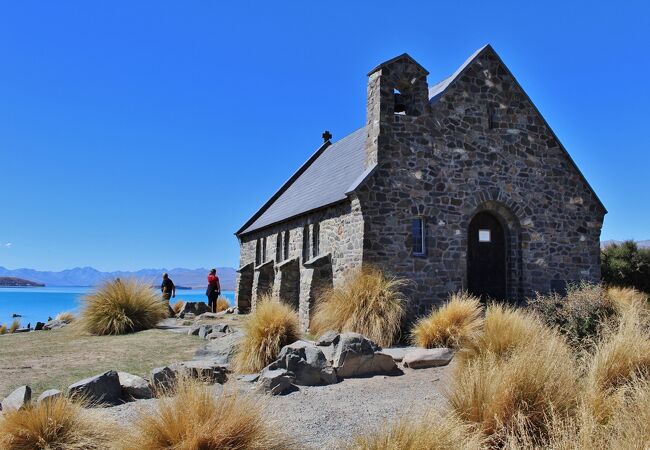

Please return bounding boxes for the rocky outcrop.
[68,370,122,405]
[330,333,399,378]
[1,385,31,412]
[402,348,453,369]
[193,330,243,364]
[188,323,233,339]
[43,319,68,330]
[150,366,177,391]
[175,360,228,384]
[381,347,419,362]
[267,340,337,386]
[118,372,153,399]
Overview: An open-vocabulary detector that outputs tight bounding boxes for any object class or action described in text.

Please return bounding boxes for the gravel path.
[100,364,453,449]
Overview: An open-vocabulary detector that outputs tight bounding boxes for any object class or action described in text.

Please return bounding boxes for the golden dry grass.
[346,411,485,450]
[216,297,230,312]
[310,267,408,347]
[78,278,169,335]
[0,324,7,334]
[171,300,184,315]
[411,292,483,349]
[233,297,300,373]
[55,311,76,323]
[459,304,553,365]
[0,396,116,450]
[606,286,648,316]
[8,319,20,333]
[120,377,292,450]
[447,303,579,444]
[583,313,650,422]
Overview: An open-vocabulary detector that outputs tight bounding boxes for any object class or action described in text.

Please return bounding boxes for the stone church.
[235,45,606,330]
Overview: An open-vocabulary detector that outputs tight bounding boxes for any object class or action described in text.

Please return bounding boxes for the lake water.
[0,287,235,327]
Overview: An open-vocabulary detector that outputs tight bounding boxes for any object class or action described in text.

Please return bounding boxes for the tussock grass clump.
[55,311,76,323]
[310,267,408,347]
[79,278,169,335]
[171,300,184,315]
[606,286,648,315]
[346,411,485,450]
[584,314,650,422]
[449,331,579,442]
[411,292,483,349]
[233,296,300,373]
[0,395,115,450]
[9,319,20,333]
[216,297,230,312]
[459,304,553,365]
[0,324,7,334]
[121,378,292,450]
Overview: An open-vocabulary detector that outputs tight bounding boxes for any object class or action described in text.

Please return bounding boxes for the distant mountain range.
[0,277,45,287]
[0,266,236,290]
[601,240,650,249]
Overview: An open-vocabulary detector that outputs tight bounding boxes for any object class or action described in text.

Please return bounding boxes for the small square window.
[478,229,491,242]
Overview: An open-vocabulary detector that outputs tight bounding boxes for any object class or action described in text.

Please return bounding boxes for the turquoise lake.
[0,287,235,326]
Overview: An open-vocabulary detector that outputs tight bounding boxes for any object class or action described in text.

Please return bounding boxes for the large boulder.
[1,385,31,412]
[257,368,294,395]
[402,348,454,369]
[331,333,399,378]
[118,372,153,399]
[37,389,63,404]
[68,371,122,406]
[316,330,341,346]
[178,302,211,318]
[193,330,243,364]
[268,340,337,386]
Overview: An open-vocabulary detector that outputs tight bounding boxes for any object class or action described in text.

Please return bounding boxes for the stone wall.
[358,48,605,316]
[236,198,364,330]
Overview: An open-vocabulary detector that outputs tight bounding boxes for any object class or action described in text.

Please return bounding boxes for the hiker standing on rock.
[161,273,176,302]
[206,269,221,313]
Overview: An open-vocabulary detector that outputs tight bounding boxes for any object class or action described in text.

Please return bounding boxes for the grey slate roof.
[238,128,367,235]
[237,47,490,236]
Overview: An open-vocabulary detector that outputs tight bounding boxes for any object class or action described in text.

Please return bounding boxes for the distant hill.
[601,240,650,249]
[0,267,237,291]
[0,277,45,287]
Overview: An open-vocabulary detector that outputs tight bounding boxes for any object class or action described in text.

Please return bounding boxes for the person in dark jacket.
[161,273,176,302]
[206,269,221,313]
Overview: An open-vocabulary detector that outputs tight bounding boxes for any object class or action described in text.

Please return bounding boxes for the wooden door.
[467,212,506,301]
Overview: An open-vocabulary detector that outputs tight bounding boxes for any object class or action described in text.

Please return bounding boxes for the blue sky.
[0,1,648,271]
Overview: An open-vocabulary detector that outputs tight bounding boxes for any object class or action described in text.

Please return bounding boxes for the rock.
[316,330,340,346]
[193,330,243,364]
[176,360,228,384]
[37,389,63,404]
[198,325,213,339]
[14,328,30,333]
[331,333,399,378]
[151,366,177,391]
[206,331,227,340]
[34,321,45,331]
[257,368,294,395]
[238,373,260,383]
[268,340,337,386]
[402,348,454,369]
[1,385,31,412]
[197,312,220,320]
[226,307,235,314]
[188,325,202,336]
[381,346,419,362]
[178,302,211,318]
[43,319,67,330]
[182,313,196,320]
[68,371,122,406]
[118,372,153,399]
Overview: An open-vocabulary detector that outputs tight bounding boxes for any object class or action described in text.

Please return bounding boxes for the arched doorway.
[467,211,507,301]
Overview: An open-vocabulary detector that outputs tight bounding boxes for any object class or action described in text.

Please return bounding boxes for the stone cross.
[322,130,332,142]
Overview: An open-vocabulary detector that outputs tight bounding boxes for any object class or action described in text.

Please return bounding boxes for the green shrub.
[602,241,650,294]
[529,282,615,346]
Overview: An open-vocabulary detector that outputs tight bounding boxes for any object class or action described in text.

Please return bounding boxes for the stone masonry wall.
[236,198,364,330]
[359,48,605,316]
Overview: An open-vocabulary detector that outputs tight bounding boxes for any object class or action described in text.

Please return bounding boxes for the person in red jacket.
[206,268,221,313]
